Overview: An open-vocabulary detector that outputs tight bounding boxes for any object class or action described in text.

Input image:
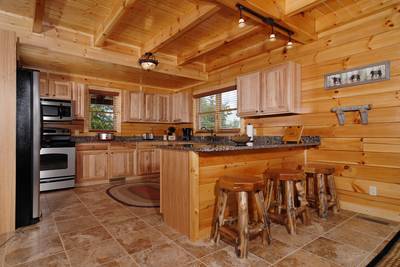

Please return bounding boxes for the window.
[89,90,118,131]
[197,89,240,132]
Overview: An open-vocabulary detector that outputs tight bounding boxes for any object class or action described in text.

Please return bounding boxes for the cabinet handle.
[261,110,264,112]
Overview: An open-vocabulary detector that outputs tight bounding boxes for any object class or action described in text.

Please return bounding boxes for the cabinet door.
[49,80,72,100]
[151,149,160,173]
[172,91,192,123]
[260,64,290,114]
[237,72,261,116]
[122,91,143,121]
[109,150,135,178]
[158,95,170,122]
[71,82,87,119]
[137,149,153,175]
[40,78,50,98]
[77,150,108,183]
[144,94,158,121]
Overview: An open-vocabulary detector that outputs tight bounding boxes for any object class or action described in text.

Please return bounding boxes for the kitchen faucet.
[201,127,216,143]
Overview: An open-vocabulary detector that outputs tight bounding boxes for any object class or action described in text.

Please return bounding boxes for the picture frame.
[324,61,390,90]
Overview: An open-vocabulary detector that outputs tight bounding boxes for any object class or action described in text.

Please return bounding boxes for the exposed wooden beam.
[94,0,138,47]
[142,3,220,53]
[32,0,45,33]
[178,24,262,65]
[284,0,325,16]
[214,0,317,43]
[18,33,208,81]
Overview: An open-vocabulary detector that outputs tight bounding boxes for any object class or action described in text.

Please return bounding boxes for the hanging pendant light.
[138,52,159,71]
[286,34,293,49]
[269,25,276,42]
[238,8,246,28]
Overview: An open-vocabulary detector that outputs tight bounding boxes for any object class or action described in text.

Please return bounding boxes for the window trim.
[195,89,240,134]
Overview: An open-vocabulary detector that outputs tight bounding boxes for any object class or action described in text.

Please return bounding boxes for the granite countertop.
[157,136,320,153]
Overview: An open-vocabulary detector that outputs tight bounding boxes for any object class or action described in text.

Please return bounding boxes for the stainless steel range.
[40,128,75,191]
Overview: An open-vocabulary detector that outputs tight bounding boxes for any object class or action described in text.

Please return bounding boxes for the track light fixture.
[238,8,246,28]
[269,25,276,42]
[286,34,293,49]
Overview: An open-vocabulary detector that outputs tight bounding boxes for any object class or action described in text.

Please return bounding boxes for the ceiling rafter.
[142,3,220,54]
[178,24,263,65]
[214,0,317,43]
[32,0,45,33]
[284,0,326,16]
[94,0,138,47]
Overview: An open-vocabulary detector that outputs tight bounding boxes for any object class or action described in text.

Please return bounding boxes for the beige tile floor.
[1,183,398,267]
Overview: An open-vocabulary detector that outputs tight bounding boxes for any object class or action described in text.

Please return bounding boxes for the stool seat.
[219,175,265,192]
[304,164,335,175]
[264,168,305,181]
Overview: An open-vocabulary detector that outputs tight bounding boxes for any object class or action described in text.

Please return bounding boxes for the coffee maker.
[182,128,193,141]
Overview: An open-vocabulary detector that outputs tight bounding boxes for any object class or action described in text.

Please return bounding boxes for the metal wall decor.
[324,61,390,89]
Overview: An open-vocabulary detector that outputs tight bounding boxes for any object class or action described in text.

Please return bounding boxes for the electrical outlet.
[369,186,378,196]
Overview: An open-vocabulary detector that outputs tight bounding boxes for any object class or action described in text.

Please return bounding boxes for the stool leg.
[316,173,328,218]
[213,190,228,244]
[255,190,271,245]
[296,181,311,225]
[237,191,249,258]
[327,174,340,213]
[276,180,283,215]
[285,180,296,235]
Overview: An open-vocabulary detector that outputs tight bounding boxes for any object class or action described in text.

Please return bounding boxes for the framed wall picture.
[324,61,390,90]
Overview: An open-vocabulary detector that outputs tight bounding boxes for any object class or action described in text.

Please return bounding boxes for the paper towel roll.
[246,123,254,141]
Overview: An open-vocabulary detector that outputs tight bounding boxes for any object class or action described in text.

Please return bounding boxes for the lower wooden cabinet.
[137,149,160,175]
[76,150,109,183]
[109,149,136,178]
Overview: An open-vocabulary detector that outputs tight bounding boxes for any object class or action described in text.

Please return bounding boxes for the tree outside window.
[89,93,116,131]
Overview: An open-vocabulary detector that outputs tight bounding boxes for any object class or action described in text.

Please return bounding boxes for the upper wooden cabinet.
[157,95,170,122]
[40,78,72,100]
[71,82,87,120]
[144,93,158,121]
[237,61,301,117]
[122,91,144,122]
[172,91,192,123]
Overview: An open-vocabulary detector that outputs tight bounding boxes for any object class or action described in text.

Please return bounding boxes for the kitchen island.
[158,137,320,241]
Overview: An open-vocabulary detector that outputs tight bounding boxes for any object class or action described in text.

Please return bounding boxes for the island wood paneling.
[196,148,305,239]
[191,5,400,222]
[0,30,16,235]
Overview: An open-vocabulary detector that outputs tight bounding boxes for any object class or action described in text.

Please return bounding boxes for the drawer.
[76,143,109,151]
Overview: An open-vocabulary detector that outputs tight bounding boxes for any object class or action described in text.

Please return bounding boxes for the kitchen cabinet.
[122,91,143,122]
[109,149,136,178]
[172,91,192,123]
[157,95,170,122]
[237,61,301,117]
[137,148,160,175]
[71,82,87,120]
[144,94,158,121]
[40,78,49,97]
[76,150,109,183]
[48,79,72,100]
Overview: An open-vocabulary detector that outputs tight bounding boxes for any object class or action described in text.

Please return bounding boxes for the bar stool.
[212,175,271,258]
[304,164,340,218]
[264,169,311,235]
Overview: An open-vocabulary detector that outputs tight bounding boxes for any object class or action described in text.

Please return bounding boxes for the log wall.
[192,6,400,222]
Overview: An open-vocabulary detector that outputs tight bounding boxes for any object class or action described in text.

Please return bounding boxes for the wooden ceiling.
[0,0,398,89]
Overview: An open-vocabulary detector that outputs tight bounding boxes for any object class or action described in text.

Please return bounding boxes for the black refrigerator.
[16,68,41,228]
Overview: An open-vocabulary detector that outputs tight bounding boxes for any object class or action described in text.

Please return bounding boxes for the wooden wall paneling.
[0,29,16,235]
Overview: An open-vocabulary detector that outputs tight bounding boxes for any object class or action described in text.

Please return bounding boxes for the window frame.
[195,89,240,134]
[88,89,119,133]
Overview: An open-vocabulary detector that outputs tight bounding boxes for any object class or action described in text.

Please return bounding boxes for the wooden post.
[327,174,340,213]
[237,191,249,258]
[296,181,311,225]
[285,181,296,235]
[255,190,271,245]
[316,173,328,218]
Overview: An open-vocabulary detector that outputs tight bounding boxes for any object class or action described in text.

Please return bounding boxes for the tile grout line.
[73,189,142,267]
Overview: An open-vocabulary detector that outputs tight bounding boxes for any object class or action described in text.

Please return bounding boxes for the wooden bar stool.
[264,169,311,235]
[304,164,340,218]
[212,175,271,258]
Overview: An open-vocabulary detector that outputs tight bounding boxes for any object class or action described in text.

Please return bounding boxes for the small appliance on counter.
[182,128,193,141]
[142,133,154,140]
[97,132,114,141]
[40,127,76,191]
